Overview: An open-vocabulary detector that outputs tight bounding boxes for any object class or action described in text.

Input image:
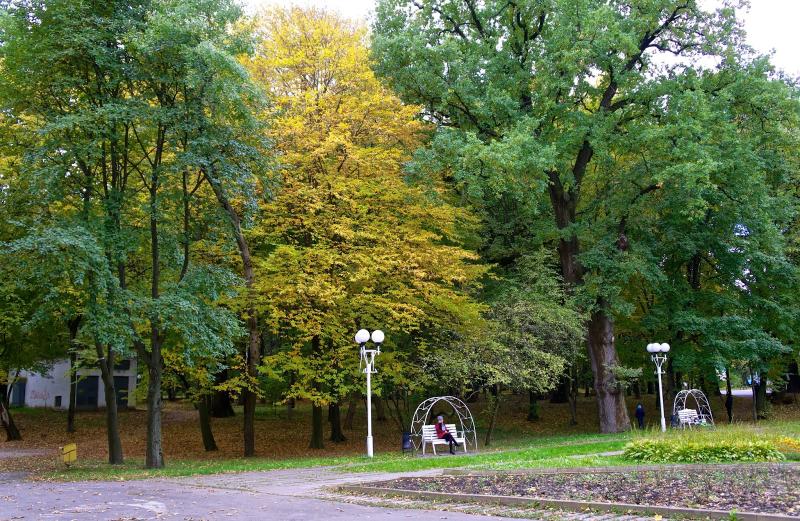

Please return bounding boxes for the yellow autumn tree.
[246,7,489,448]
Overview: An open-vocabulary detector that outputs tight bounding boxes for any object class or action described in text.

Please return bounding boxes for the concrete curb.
[442,461,800,476]
[337,484,799,521]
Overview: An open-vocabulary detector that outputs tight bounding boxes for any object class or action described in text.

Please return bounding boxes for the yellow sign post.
[59,443,77,466]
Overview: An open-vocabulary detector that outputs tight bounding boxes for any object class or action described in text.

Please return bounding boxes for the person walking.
[635,403,645,429]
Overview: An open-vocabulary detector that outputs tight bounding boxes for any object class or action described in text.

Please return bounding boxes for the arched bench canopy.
[409,396,478,452]
[672,389,714,427]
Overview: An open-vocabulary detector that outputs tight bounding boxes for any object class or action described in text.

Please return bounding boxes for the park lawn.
[4,394,798,481]
[40,455,355,481]
[37,420,800,481]
[37,433,630,481]
[1,394,645,474]
[341,435,630,473]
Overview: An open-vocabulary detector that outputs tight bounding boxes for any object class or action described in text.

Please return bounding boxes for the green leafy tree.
[372,0,800,431]
[0,0,265,467]
[428,251,584,444]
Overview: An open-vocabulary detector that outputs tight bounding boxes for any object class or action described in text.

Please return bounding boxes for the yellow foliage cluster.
[774,436,800,454]
[243,8,489,403]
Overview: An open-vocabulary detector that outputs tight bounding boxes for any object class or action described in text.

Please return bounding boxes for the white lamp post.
[647,342,671,432]
[355,329,383,457]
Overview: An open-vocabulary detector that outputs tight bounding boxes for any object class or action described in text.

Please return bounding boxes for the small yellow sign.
[60,443,77,466]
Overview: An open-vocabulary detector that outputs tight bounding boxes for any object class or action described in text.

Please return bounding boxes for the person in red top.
[435,415,457,454]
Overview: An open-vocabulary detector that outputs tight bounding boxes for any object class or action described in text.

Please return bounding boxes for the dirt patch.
[379,466,800,517]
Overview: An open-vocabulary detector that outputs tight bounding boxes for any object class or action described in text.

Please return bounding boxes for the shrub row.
[774,436,800,461]
[623,437,785,463]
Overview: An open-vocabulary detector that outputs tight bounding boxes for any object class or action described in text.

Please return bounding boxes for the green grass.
[342,437,629,473]
[38,421,800,482]
[8,406,53,417]
[41,432,630,481]
[44,455,358,481]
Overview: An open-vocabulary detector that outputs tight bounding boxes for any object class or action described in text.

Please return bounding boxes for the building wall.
[11,359,138,410]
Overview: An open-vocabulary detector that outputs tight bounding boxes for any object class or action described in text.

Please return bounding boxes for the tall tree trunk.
[66,351,77,433]
[632,381,641,400]
[144,343,163,468]
[197,395,218,451]
[484,385,501,447]
[95,343,123,464]
[787,362,800,395]
[211,390,235,418]
[286,373,296,420]
[310,404,324,449]
[344,392,358,430]
[755,376,768,419]
[211,371,235,418]
[660,358,676,415]
[81,173,125,462]
[206,169,260,457]
[329,402,346,443]
[549,374,570,403]
[88,266,124,463]
[309,335,324,449]
[527,390,539,421]
[66,316,81,433]
[242,313,259,457]
[699,374,718,400]
[548,176,629,433]
[587,305,631,432]
[725,367,734,423]
[0,383,22,441]
[143,175,165,469]
[374,394,387,422]
[568,365,579,426]
[749,367,758,422]
[386,391,410,434]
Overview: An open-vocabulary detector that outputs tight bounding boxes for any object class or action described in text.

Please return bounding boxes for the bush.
[774,436,800,461]
[623,437,785,463]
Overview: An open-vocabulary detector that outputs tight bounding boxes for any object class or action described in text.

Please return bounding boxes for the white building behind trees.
[8,359,137,410]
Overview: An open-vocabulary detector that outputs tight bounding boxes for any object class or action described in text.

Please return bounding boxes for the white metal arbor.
[672,389,715,427]
[409,396,478,453]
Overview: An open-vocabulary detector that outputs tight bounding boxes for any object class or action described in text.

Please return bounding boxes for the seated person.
[435,415,457,454]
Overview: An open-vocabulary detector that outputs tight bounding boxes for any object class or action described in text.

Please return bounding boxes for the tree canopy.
[0,0,798,461]
[372,0,800,431]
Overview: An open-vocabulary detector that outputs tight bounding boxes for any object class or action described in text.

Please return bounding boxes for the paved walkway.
[0,467,516,521]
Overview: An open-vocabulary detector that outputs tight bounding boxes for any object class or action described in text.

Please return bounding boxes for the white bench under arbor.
[672,389,714,429]
[677,408,703,428]
[410,396,478,455]
[421,423,467,455]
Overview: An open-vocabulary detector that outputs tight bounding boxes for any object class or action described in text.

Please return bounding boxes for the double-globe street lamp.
[646,342,671,432]
[355,328,384,458]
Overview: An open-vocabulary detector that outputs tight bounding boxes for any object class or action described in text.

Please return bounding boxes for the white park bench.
[421,423,467,455]
[677,408,703,428]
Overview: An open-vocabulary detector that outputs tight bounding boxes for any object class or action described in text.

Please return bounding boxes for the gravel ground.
[380,466,800,517]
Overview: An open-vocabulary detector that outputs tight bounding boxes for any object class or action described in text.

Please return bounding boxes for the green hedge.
[623,437,785,463]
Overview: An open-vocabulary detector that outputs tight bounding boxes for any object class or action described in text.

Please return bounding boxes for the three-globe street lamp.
[647,342,671,432]
[355,328,384,458]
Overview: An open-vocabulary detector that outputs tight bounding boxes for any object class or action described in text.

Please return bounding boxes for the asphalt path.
[0,467,514,521]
